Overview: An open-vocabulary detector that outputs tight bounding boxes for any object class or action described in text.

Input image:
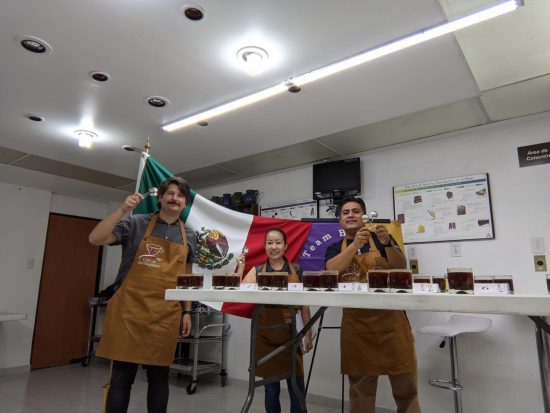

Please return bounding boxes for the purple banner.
[298,223,344,271]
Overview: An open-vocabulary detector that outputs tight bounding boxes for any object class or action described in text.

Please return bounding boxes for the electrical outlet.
[534,255,547,272]
[530,237,545,254]
[450,242,461,257]
[409,259,419,274]
[408,246,417,259]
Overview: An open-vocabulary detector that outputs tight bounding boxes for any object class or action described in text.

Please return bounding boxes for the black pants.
[106,360,169,413]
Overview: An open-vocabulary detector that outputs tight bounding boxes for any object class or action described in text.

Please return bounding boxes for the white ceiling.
[1,0,549,201]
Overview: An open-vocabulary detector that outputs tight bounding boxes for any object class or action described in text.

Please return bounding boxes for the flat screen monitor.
[313,158,361,199]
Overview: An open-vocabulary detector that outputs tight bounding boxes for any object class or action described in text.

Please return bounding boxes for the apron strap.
[178,219,187,245]
[143,214,159,238]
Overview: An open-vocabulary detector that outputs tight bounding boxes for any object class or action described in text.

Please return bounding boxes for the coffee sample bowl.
[177,274,204,290]
[320,270,339,291]
[271,272,289,291]
[212,273,227,290]
[257,272,272,290]
[368,270,390,293]
[225,273,241,290]
[389,269,413,293]
[447,268,474,294]
[303,271,321,291]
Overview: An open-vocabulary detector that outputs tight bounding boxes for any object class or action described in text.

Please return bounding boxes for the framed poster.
[393,173,494,244]
[260,199,318,220]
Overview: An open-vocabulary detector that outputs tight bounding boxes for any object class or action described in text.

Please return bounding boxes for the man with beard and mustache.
[89,177,197,413]
[325,197,420,413]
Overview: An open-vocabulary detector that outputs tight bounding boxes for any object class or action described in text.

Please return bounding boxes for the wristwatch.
[182,310,191,315]
[382,239,397,248]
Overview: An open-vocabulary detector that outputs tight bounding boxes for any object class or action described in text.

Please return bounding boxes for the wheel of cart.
[186,380,198,394]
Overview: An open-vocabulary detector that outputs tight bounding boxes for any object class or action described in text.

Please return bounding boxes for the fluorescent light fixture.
[163,0,522,132]
[163,83,288,131]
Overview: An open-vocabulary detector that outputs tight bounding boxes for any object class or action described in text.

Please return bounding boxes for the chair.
[417,315,492,413]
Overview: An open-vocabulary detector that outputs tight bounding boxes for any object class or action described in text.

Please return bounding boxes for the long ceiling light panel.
[163,0,523,132]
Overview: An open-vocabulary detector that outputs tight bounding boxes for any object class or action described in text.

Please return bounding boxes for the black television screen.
[313,158,361,199]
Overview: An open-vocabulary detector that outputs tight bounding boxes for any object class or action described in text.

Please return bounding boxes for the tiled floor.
[0,363,344,413]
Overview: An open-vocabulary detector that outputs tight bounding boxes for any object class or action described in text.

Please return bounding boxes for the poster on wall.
[393,173,494,244]
[260,199,318,220]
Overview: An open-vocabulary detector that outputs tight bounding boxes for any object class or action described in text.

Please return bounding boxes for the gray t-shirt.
[110,213,197,289]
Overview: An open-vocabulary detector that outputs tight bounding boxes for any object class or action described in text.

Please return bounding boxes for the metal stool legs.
[429,336,463,413]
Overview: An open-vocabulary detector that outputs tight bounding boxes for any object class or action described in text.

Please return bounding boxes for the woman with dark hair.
[237,228,313,413]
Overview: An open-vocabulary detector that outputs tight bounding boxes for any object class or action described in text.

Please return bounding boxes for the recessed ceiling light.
[286,82,301,93]
[236,46,269,76]
[74,130,97,149]
[90,71,110,82]
[26,114,44,122]
[182,5,206,21]
[146,96,170,108]
[17,35,52,54]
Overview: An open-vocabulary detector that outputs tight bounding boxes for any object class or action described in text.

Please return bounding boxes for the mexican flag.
[134,153,312,317]
[133,153,404,317]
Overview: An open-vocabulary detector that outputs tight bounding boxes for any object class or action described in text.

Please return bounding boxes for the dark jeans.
[106,360,169,413]
[264,377,306,413]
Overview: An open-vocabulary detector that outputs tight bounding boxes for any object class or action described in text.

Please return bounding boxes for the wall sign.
[517,141,550,168]
[393,173,494,244]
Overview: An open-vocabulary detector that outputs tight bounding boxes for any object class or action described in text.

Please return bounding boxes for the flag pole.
[144,135,151,154]
[135,136,151,194]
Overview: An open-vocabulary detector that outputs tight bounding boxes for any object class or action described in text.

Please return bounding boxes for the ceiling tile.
[217,141,340,177]
[12,155,135,188]
[116,182,137,192]
[177,165,246,189]
[0,146,27,164]
[481,74,550,121]
[317,98,487,154]
[441,0,550,90]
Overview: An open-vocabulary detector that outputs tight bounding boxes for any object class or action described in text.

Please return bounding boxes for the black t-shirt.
[324,232,400,262]
[255,259,303,282]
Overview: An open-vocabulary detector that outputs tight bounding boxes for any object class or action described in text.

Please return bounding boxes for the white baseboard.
[0,364,30,376]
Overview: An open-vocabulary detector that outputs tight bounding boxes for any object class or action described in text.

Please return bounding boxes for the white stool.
[417,315,492,413]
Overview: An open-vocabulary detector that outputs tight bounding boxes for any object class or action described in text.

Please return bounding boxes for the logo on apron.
[345,262,360,275]
[196,227,234,270]
[137,243,165,268]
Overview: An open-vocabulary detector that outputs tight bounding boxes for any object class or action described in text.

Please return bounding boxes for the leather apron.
[96,214,188,366]
[255,262,304,378]
[340,236,416,376]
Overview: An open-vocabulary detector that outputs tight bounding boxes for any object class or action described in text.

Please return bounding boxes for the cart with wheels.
[82,296,109,366]
[171,304,231,393]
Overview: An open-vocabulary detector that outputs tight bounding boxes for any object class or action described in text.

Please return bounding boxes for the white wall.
[199,112,550,413]
[0,185,115,372]
[0,184,51,371]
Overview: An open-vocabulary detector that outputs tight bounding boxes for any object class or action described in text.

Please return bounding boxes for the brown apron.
[96,214,188,366]
[255,262,304,378]
[340,236,417,376]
